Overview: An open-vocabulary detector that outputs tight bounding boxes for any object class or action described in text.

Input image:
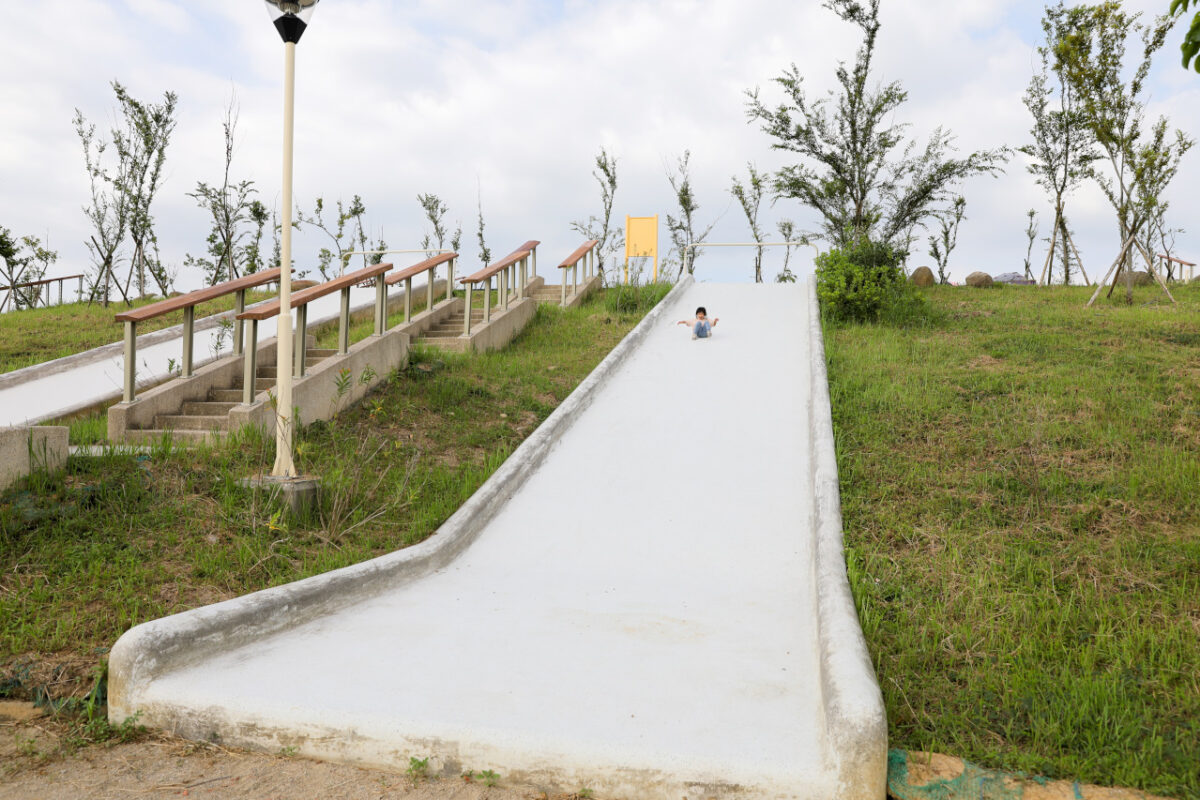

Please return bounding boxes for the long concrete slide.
[108,278,887,800]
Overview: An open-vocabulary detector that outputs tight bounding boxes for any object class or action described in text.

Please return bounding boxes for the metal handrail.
[557,240,599,305]
[385,252,459,324]
[0,273,86,312]
[458,241,540,335]
[235,262,394,402]
[114,269,282,403]
[681,240,820,275]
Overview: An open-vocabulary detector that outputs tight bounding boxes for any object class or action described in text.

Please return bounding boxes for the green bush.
[815,238,931,325]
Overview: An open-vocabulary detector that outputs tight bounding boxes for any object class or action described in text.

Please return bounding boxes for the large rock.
[965,271,994,288]
[994,272,1036,285]
[910,266,936,287]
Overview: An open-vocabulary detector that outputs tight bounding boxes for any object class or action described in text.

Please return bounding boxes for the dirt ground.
[0,710,549,800]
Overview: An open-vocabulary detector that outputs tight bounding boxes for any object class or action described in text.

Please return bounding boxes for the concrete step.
[420,329,466,339]
[154,414,228,432]
[181,401,239,416]
[258,361,325,379]
[124,428,219,445]
[208,388,247,403]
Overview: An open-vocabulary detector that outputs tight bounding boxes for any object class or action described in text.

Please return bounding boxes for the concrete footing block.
[0,425,68,492]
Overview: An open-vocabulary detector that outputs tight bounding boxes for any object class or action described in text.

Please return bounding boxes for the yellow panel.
[625,216,658,260]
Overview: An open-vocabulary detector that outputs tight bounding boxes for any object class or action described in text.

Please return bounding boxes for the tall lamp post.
[264,0,317,478]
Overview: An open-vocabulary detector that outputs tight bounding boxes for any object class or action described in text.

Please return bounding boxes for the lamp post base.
[240,473,321,518]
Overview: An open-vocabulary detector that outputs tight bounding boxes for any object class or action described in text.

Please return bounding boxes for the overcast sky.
[2,0,1198,290]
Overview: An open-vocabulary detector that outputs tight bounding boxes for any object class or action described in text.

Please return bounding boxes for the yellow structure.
[625,215,659,284]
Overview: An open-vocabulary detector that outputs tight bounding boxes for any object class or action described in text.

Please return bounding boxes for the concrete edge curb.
[109,277,693,722]
[807,278,889,800]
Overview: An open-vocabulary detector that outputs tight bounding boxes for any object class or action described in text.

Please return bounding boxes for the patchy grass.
[827,282,1200,800]
[0,286,667,710]
[0,291,276,375]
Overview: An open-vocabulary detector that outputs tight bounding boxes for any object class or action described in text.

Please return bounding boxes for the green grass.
[0,285,667,707]
[0,291,276,375]
[827,282,1200,799]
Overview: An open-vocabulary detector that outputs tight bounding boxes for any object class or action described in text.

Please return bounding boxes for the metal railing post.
[560,272,567,305]
[484,279,492,324]
[518,257,526,299]
[573,262,579,294]
[182,306,195,377]
[426,266,434,314]
[123,321,137,403]
[77,275,84,302]
[242,320,258,405]
[501,268,509,310]
[447,258,456,302]
[338,287,351,355]
[404,276,413,321]
[463,282,473,335]
[531,246,537,276]
[376,275,387,334]
[294,304,308,377]
[234,289,246,355]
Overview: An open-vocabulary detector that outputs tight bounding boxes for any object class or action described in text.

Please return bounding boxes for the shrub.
[815,238,931,325]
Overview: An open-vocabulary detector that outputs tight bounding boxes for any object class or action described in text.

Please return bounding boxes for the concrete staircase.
[125,348,337,443]
[530,285,565,305]
[417,308,488,347]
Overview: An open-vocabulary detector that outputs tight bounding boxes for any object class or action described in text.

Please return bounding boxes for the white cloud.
[0,0,1196,291]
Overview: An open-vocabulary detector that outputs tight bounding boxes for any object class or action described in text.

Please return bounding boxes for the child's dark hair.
[696,306,706,316]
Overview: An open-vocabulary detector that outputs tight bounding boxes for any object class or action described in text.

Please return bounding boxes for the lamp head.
[265,0,318,44]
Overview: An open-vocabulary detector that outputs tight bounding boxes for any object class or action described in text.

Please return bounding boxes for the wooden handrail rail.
[385,252,458,285]
[558,240,599,269]
[460,241,540,284]
[0,273,85,292]
[1157,253,1196,267]
[115,269,281,323]
[238,263,392,321]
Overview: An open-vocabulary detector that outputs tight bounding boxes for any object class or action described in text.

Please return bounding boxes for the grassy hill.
[828,282,1200,799]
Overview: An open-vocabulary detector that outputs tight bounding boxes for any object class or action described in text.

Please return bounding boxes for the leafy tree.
[112,82,177,298]
[243,200,270,275]
[475,187,492,269]
[418,193,449,256]
[1023,210,1039,282]
[776,219,799,283]
[928,196,966,285]
[1171,0,1200,70]
[745,0,1008,251]
[296,195,381,277]
[0,228,58,310]
[185,101,260,285]
[1056,2,1194,302]
[570,148,624,283]
[1020,3,1098,286]
[665,150,718,277]
[731,164,767,283]
[75,105,133,307]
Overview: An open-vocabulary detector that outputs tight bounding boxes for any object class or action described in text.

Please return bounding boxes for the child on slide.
[678,306,718,339]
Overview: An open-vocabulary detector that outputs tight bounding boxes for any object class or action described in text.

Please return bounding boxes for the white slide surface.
[109,281,886,800]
